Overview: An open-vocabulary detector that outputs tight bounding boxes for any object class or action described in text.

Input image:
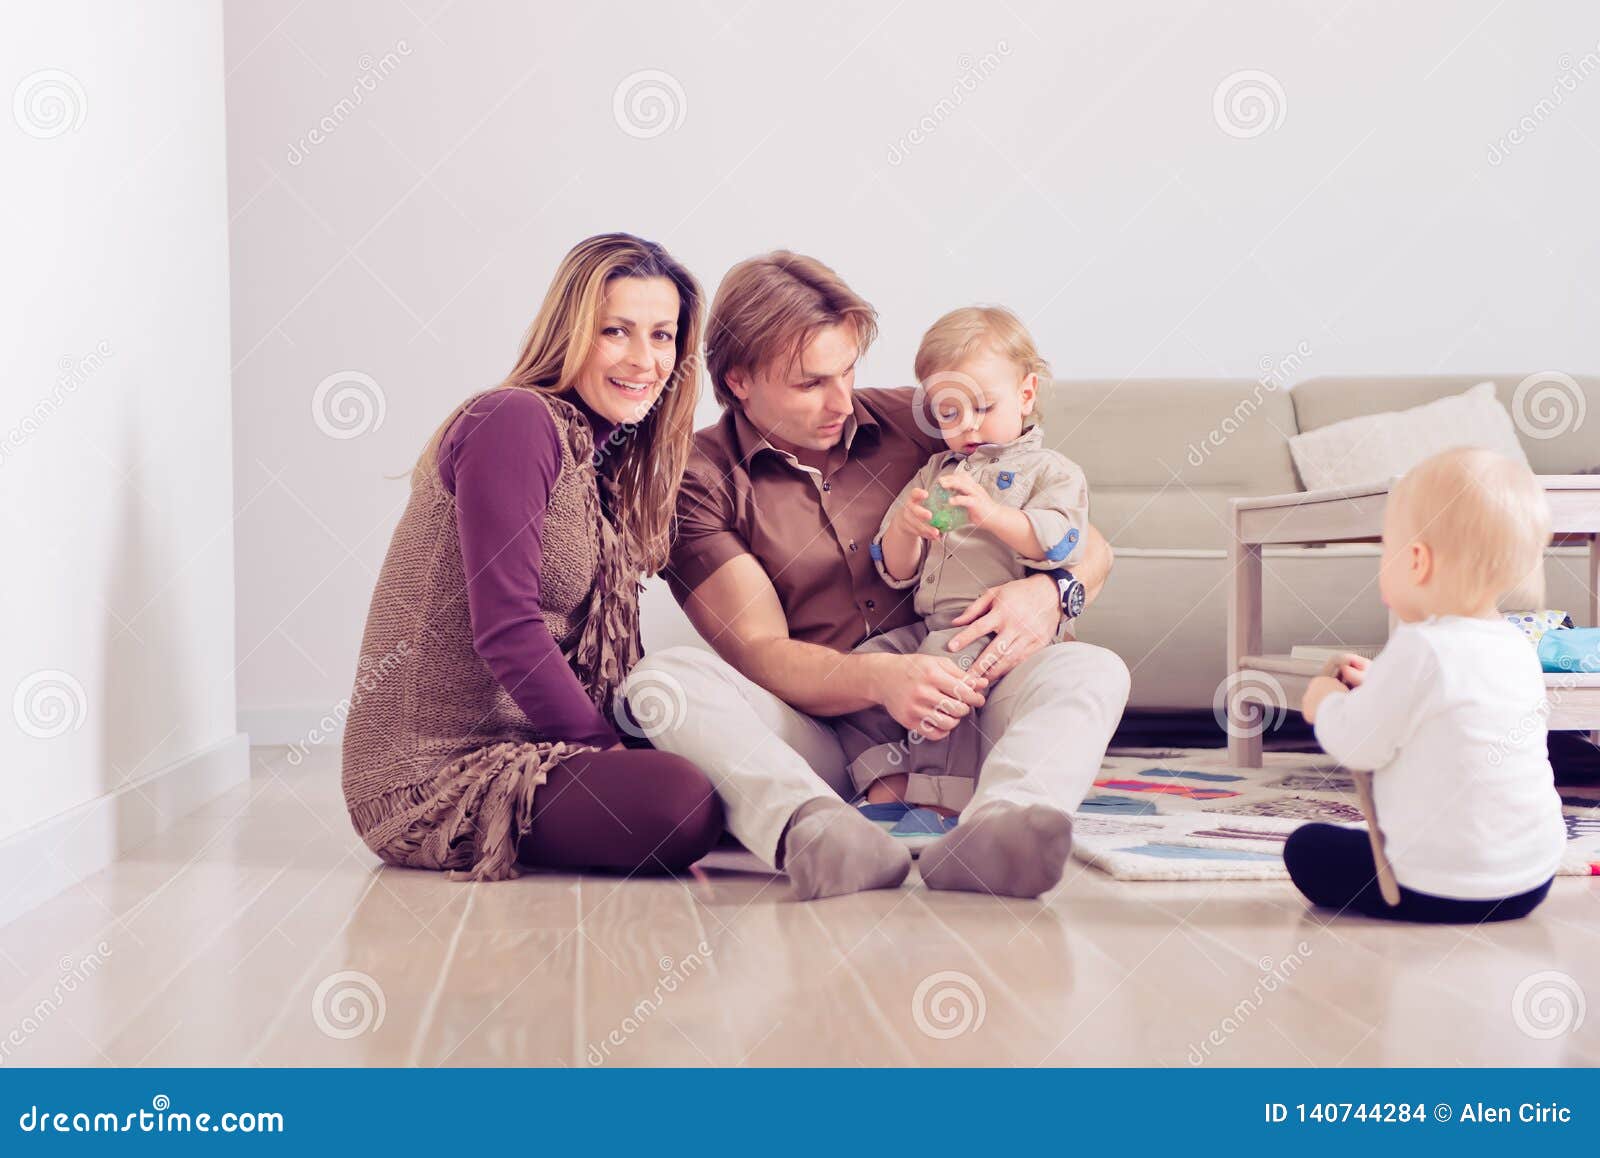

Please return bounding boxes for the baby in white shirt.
[1293,447,1567,922]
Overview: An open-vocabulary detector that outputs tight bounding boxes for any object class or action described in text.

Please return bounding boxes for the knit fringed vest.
[340,388,642,882]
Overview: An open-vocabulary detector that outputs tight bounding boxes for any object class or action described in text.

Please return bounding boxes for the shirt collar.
[732,393,881,467]
[934,421,1045,467]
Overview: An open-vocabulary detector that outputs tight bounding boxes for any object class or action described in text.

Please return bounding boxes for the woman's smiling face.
[571,275,681,425]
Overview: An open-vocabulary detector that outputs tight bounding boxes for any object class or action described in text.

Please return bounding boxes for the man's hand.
[1301,674,1348,724]
[945,573,1060,683]
[867,652,988,740]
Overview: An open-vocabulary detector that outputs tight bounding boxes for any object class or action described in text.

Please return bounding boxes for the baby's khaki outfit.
[833,424,1089,811]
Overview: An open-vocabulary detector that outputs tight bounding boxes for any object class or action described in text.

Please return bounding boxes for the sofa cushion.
[1291,374,1600,477]
[1286,381,1528,491]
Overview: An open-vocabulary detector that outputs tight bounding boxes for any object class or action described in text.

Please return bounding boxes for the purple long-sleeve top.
[437,388,622,749]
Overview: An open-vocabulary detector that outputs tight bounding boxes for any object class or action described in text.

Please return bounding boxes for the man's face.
[727,324,859,457]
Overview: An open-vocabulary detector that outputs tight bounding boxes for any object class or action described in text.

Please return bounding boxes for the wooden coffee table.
[1226,476,1600,766]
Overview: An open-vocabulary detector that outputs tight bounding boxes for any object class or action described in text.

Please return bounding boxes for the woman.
[340,233,722,882]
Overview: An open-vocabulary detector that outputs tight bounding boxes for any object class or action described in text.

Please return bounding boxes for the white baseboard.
[238,704,346,749]
[0,732,251,931]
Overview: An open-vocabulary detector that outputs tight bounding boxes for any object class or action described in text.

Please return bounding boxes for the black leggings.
[1283,822,1552,924]
[514,745,723,875]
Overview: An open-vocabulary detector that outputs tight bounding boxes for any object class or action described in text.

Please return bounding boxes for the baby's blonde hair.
[913,305,1051,386]
[1390,447,1550,612]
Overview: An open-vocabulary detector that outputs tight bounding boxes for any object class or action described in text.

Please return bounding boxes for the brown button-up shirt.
[665,387,946,652]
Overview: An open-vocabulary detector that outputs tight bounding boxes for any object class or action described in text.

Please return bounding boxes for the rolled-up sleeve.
[1019,454,1090,571]
[665,460,748,604]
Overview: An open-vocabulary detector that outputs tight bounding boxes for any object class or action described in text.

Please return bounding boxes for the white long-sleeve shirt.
[1313,615,1567,899]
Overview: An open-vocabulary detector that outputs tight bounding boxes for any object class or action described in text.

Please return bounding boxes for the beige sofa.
[1047,374,1600,709]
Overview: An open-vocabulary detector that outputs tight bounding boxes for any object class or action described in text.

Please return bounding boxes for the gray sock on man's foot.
[780,798,911,901]
[918,803,1074,899]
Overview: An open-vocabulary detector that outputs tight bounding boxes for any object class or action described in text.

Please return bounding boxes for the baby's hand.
[1317,652,1369,688]
[893,489,941,541]
[937,471,998,527]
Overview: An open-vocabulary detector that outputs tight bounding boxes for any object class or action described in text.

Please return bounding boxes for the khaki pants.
[622,640,1131,868]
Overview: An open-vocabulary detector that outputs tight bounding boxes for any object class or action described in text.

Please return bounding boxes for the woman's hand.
[937,471,998,528]
[892,488,941,541]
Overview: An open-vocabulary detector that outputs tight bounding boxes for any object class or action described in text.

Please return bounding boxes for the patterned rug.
[1071,748,1600,882]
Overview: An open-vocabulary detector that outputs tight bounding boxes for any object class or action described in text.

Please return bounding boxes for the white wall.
[1,3,243,861]
[223,0,1600,736]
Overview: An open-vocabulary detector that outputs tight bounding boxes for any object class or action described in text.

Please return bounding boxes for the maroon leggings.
[514,746,723,875]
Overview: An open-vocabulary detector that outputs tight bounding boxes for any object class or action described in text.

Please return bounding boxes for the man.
[625,251,1129,900]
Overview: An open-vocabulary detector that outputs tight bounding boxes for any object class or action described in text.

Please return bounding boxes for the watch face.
[1061,577,1086,619]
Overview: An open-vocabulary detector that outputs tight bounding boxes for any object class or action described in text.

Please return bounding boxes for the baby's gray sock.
[919,803,1074,899]
[780,797,911,901]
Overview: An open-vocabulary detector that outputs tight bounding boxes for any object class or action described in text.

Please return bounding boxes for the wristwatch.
[1049,567,1086,620]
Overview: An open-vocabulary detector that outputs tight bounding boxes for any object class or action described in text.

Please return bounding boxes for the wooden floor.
[1,744,1596,1067]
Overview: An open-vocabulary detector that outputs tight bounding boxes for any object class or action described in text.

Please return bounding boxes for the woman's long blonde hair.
[420,233,704,573]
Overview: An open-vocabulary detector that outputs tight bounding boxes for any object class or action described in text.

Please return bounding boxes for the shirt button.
[865,599,876,610]
[822,481,832,492]
[849,540,858,551]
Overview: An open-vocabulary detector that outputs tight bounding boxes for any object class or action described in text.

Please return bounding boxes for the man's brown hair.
[705,251,879,408]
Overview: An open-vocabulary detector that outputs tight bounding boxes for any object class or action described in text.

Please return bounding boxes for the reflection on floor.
[0,745,1595,1066]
